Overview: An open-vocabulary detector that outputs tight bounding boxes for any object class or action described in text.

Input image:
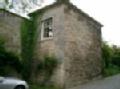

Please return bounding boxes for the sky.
[42,0,120,46]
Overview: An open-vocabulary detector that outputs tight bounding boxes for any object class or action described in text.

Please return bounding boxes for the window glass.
[43,18,53,38]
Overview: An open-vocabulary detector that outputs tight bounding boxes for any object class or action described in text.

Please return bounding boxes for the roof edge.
[66,3,103,27]
[0,9,29,20]
[28,2,62,16]
[29,2,103,27]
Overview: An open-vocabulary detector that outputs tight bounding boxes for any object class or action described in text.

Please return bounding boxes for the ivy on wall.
[20,12,42,81]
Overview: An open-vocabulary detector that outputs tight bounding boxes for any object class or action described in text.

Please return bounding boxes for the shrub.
[0,51,22,76]
[111,56,120,67]
[103,64,120,77]
[102,42,120,77]
[102,42,113,68]
[36,56,58,85]
[0,38,22,76]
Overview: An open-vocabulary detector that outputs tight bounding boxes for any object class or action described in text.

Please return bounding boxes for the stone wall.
[0,10,22,54]
[63,5,102,88]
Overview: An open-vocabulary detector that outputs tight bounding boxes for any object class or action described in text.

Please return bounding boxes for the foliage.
[41,56,58,84]
[0,37,5,51]
[30,84,59,89]
[56,0,69,3]
[0,38,21,76]
[21,19,37,81]
[20,12,42,81]
[103,64,120,77]
[102,42,120,76]
[3,0,43,13]
[102,42,113,68]
[111,46,120,67]
[5,0,9,4]
[111,56,120,67]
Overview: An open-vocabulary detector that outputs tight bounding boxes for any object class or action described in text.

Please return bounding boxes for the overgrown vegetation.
[40,56,58,85]
[102,42,120,76]
[30,84,59,89]
[20,12,42,81]
[0,37,22,76]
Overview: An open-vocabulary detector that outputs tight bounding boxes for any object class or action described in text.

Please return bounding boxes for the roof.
[0,9,28,20]
[29,2,61,16]
[29,2,103,27]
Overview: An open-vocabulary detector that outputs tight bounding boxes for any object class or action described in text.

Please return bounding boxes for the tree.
[56,0,70,3]
[102,42,113,68]
[111,45,120,67]
[3,0,44,13]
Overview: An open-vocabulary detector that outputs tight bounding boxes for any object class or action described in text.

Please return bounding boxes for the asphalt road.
[70,74,120,89]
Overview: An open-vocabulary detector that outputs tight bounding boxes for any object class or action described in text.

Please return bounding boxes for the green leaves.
[102,42,113,68]
[20,13,41,81]
[102,42,120,76]
[5,0,9,4]
[0,37,21,76]
[56,0,69,3]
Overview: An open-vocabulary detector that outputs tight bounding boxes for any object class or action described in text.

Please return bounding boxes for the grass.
[30,84,59,89]
[103,64,120,77]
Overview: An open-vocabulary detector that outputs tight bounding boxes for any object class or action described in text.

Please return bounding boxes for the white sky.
[43,0,120,46]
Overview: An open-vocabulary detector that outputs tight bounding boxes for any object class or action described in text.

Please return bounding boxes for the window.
[41,18,53,40]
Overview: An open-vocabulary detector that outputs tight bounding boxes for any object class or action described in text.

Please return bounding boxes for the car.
[0,76,29,89]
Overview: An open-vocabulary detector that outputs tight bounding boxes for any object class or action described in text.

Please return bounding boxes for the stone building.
[30,1,103,88]
[0,0,103,88]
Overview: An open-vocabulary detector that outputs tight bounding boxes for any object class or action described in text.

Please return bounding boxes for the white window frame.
[41,17,53,41]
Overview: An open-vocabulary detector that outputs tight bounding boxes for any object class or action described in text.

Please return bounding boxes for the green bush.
[111,56,120,67]
[0,38,22,76]
[37,56,58,85]
[102,42,113,68]
[103,64,120,77]
[0,51,22,72]
[102,42,120,76]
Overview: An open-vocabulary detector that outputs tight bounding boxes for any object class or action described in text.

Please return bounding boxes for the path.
[70,74,120,89]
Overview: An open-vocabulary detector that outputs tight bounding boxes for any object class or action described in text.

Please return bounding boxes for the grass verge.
[30,84,59,89]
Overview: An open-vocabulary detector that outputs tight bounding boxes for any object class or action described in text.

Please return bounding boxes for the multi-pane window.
[43,18,53,38]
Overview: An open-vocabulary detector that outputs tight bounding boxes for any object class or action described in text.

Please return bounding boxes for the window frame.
[41,17,53,41]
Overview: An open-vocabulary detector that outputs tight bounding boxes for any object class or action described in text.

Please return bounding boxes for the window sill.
[41,37,53,42]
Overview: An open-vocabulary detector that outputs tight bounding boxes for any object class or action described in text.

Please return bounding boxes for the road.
[70,74,120,89]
